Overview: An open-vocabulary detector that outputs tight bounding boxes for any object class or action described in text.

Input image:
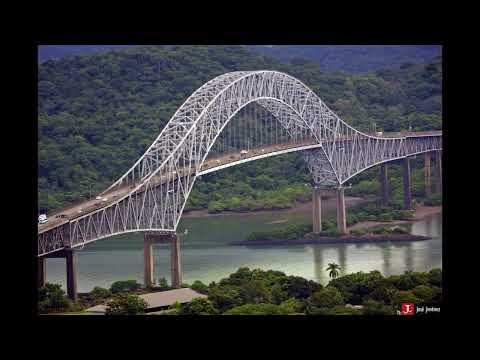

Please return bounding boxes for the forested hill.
[38,45,137,62]
[39,45,441,74]
[38,45,442,212]
[248,45,441,74]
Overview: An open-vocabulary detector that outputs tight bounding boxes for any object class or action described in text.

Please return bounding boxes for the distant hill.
[248,45,441,74]
[38,45,138,62]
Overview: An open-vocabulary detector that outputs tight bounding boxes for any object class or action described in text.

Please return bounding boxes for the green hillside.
[248,45,441,74]
[38,45,442,213]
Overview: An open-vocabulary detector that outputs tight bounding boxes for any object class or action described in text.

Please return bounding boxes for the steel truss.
[38,71,442,256]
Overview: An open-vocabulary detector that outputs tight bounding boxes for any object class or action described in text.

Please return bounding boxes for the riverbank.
[230,202,441,247]
[182,196,367,219]
[347,203,442,232]
[231,233,431,246]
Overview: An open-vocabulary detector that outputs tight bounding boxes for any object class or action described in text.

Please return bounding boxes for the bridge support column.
[144,232,182,288]
[403,157,412,210]
[144,236,154,288]
[425,152,432,198]
[380,164,389,205]
[171,234,182,288]
[38,257,46,289]
[312,187,322,233]
[336,187,347,235]
[435,150,442,194]
[65,248,77,301]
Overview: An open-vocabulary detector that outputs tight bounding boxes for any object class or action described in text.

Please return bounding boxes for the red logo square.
[401,303,415,315]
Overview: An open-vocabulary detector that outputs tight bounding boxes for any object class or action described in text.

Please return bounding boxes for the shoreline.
[226,202,441,247]
[182,196,368,219]
[347,203,442,231]
[231,234,431,246]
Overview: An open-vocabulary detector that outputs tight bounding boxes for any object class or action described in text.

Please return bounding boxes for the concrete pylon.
[403,157,412,210]
[435,150,442,194]
[171,235,182,288]
[336,187,347,235]
[312,187,322,233]
[65,249,77,301]
[425,152,432,198]
[38,257,46,289]
[380,163,389,205]
[144,235,154,287]
[143,232,182,289]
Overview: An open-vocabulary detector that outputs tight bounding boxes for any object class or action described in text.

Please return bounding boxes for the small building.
[85,288,208,314]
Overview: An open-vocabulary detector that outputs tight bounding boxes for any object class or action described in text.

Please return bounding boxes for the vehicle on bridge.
[38,214,48,224]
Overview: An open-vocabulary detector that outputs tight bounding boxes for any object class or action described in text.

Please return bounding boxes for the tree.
[309,305,361,315]
[110,280,141,293]
[105,293,148,315]
[38,283,71,313]
[191,280,209,295]
[89,286,112,301]
[223,303,293,315]
[427,268,442,287]
[326,263,341,279]
[362,299,395,315]
[310,287,344,308]
[278,298,304,314]
[392,290,421,308]
[411,285,437,305]
[178,298,218,315]
[156,277,169,289]
[283,275,322,299]
[239,279,272,304]
[328,270,384,304]
[208,286,243,312]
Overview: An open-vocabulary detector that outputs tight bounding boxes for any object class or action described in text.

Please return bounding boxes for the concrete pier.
[171,235,182,288]
[38,257,46,289]
[312,187,322,233]
[380,163,389,205]
[403,157,412,210]
[336,187,347,235]
[65,249,77,301]
[435,150,442,194]
[42,248,78,300]
[144,236,154,287]
[143,232,182,288]
[425,152,432,198]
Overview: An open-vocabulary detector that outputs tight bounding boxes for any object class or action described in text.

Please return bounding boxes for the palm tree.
[326,263,341,279]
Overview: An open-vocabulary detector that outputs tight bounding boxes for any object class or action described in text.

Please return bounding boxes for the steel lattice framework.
[38,70,442,256]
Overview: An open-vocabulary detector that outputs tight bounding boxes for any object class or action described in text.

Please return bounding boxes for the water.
[45,209,442,292]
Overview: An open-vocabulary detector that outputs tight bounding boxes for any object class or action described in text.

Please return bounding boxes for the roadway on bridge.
[38,130,440,235]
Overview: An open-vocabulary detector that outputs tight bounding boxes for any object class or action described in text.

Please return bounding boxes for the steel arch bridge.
[38,70,442,256]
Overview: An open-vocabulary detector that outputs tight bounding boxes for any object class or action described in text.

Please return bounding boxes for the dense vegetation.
[38,45,137,62]
[178,267,441,315]
[39,267,441,315]
[38,45,441,213]
[248,45,441,74]
[249,45,441,73]
[39,45,441,74]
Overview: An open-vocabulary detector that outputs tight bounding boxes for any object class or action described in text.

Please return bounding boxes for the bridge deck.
[38,130,441,234]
